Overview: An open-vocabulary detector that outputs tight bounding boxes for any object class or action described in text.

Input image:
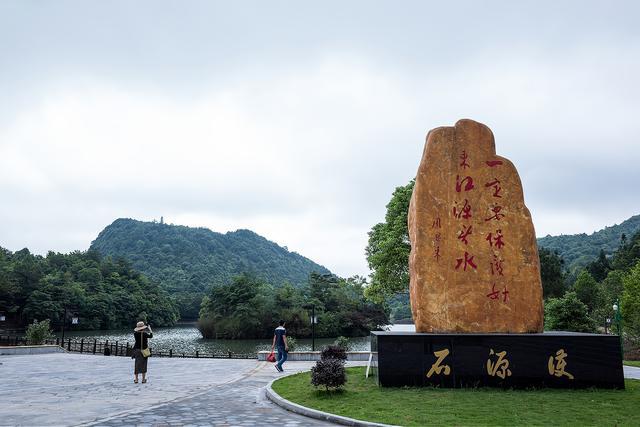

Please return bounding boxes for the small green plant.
[311,358,346,391]
[321,344,347,362]
[287,336,297,351]
[25,319,54,345]
[311,344,347,391]
[334,336,351,350]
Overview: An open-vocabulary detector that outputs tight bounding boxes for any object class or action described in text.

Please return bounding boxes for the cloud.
[0,56,418,276]
[1,3,639,277]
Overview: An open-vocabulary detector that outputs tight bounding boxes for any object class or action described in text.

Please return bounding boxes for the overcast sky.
[1,1,639,278]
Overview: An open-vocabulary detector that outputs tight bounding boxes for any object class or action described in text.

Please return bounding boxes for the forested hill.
[90,218,331,318]
[537,214,640,272]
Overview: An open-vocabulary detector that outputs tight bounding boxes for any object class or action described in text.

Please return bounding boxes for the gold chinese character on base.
[486,348,512,379]
[548,349,574,379]
[426,349,451,378]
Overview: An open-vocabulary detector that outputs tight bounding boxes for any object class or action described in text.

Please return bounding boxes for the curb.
[0,345,66,356]
[265,376,396,427]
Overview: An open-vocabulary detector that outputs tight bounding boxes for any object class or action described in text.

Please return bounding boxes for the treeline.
[0,247,179,330]
[198,272,388,339]
[90,218,331,319]
[541,230,640,342]
[537,214,640,274]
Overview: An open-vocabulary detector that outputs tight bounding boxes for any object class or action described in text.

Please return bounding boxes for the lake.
[61,323,393,355]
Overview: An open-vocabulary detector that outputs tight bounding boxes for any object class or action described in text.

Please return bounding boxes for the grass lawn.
[624,360,640,368]
[272,367,639,426]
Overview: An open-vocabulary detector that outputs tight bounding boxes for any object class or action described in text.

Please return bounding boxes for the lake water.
[62,323,392,355]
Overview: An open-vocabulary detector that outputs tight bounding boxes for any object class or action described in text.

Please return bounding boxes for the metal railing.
[0,335,255,359]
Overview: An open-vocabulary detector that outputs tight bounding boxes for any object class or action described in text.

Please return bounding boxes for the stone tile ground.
[3,353,637,426]
[1,353,334,426]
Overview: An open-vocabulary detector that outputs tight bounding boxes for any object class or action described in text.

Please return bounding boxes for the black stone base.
[371,331,624,389]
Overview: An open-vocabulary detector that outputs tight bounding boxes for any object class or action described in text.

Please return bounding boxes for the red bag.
[266,351,276,362]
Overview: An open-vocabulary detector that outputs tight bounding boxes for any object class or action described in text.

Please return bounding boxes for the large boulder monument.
[408,119,543,333]
[371,119,624,389]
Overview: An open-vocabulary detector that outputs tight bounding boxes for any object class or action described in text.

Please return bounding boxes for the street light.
[303,304,317,351]
[613,301,623,357]
[61,308,79,342]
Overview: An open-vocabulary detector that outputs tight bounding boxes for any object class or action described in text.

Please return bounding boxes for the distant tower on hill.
[160,216,164,225]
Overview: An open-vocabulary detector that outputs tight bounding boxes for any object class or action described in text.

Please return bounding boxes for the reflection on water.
[62,323,375,355]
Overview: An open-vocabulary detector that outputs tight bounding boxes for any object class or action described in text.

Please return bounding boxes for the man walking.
[271,320,288,372]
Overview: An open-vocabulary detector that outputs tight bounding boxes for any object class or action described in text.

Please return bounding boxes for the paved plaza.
[2,352,640,426]
[1,353,335,426]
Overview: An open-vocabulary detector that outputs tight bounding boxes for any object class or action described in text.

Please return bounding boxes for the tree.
[0,246,178,330]
[601,270,625,313]
[544,291,596,332]
[612,231,640,271]
[25,319,54,345]
[197,272,388,339]
[573,270,604,315]
[539,248,566,298]
[621,261,640,341]
[365,180,414,303]
[586,249,612,282]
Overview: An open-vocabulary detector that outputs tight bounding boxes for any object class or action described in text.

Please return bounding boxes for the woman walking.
[132,321,153,384]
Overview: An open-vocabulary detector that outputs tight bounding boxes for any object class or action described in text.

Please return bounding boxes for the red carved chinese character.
[455,251,477,271]
[487,283,500,300]
[434,246,441,262]
[457,225,472,245]
[455,175,475,192]
[486,160,503,167]
[484,205,505,221]
[487,283,509,302]
[486,229,505,249]
[459,151,470,169]
[491,254,504,276]
[452,199,472,219]
[432,217,441,229]
[434,233,441,243]
[485,178,503,198]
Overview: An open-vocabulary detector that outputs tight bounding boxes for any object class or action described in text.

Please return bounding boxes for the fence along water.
[0,335,255,359]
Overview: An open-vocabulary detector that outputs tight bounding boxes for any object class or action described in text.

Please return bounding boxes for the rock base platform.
[371,331,624,389]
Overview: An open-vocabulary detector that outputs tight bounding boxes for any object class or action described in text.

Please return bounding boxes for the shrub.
[622,261,640,342]
[311,358,346,391]
[321,345,347,362]
[286,336,297,351]
[544,291,596,332]
[197,317,216,339]
[25,319,54,345]
[334,336,351,351]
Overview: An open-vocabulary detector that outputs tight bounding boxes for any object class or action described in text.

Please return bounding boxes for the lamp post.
[310,305,317,352]
[304,304,317,351]
[61,308,79,343]
[613,301,623,357]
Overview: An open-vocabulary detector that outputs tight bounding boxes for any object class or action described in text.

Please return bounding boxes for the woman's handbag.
[266,351,276,362]
[140,332,151,357]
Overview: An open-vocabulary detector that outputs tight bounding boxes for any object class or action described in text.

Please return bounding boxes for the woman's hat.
[134,321,147,332]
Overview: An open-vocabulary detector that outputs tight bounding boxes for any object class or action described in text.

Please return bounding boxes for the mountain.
[90,218,331,318]
[537,214,640,273]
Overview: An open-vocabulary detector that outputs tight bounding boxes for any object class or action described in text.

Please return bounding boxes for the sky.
[1,1,639,278]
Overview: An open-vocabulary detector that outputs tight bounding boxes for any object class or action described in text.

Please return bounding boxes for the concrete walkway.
[1,353,334,426]
[2,353,639,426]
[624,365,640,379]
